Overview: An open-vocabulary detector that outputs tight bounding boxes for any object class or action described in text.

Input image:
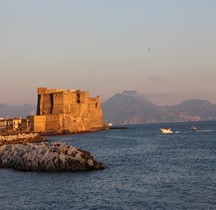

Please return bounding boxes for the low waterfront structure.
[6,118,22,132]
[0,118,30,134]
[0,119,7,131]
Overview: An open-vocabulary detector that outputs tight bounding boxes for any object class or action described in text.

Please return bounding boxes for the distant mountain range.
[102,91,216,125]
[1,92,216,125]
[0,104,36,118]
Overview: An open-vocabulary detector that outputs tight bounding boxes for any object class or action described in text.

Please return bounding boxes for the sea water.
[0,121,215,210]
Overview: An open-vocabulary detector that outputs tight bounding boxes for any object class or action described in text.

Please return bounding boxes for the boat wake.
[172,129,216,134]
[196,129,216,132]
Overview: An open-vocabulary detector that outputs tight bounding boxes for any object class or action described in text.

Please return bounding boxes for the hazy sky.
[0,0,216,105]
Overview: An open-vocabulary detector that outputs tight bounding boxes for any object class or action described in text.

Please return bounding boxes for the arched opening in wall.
[95,103,98,108]
[76,93,80,103]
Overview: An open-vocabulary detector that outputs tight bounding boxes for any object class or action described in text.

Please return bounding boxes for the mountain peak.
[122,90,139,96]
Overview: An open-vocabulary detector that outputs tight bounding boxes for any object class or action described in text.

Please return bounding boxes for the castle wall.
[45,114,61,132]
[52,92,64,114]
[30,115,46,132]
[88,96,104,129]
[42,94,53,115]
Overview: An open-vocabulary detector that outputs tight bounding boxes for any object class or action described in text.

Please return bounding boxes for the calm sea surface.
[0,121,215,210]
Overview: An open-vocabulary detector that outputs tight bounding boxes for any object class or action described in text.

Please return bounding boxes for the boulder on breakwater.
[0,142,105,172]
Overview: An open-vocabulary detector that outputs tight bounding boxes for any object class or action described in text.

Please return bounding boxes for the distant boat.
[160,128,172,134]
[191,126,197,132]
[105,123,113,128]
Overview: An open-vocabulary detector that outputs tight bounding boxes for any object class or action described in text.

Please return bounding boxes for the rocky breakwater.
[0,142,105,172]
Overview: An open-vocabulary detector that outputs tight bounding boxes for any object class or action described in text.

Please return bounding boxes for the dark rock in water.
[0,142,105,172]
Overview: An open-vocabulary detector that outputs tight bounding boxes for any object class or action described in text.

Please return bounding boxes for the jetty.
[109,126,128,130]
[0,133,46,146]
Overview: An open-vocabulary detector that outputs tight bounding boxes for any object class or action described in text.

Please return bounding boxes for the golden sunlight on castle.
[28,87,105,134]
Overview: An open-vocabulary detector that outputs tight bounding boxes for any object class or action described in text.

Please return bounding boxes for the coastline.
[0,133,46,146]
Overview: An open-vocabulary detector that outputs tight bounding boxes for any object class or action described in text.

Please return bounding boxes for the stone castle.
[29,88,105,134]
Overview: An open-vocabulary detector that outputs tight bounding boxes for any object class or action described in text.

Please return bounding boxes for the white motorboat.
[160,128,172,134]
[191,126,197,132]
[105,123,113,128]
